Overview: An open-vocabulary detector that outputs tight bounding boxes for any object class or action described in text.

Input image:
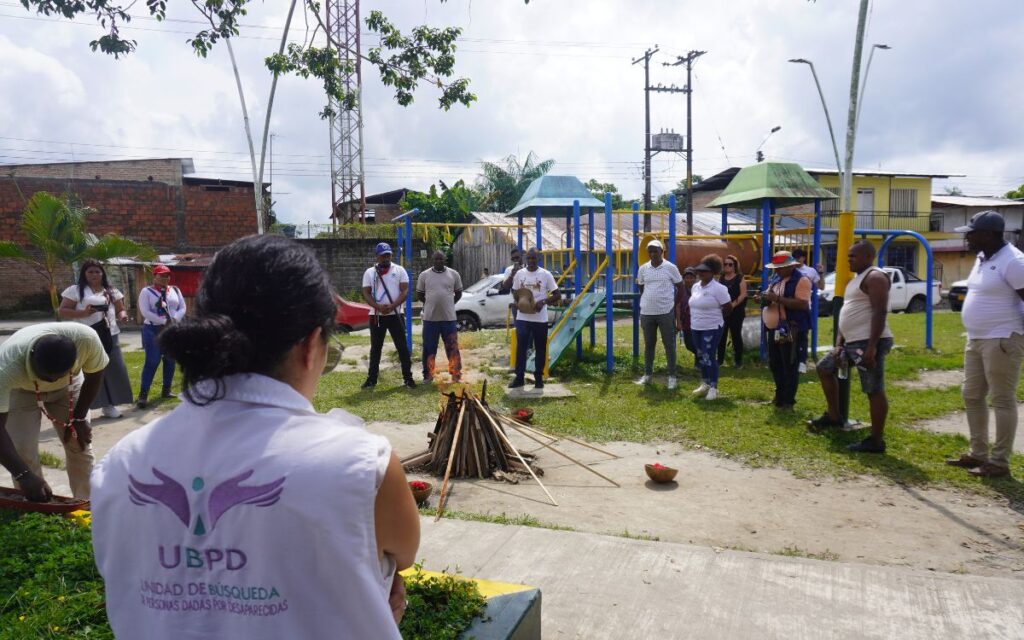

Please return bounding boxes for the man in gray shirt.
[416,251,464,383]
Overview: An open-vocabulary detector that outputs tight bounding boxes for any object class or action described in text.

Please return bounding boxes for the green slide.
[526,291,607,372]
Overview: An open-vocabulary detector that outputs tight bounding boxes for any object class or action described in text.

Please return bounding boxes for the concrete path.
[418,517,1024,640]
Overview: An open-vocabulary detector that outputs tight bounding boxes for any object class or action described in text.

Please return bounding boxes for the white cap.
[646,239,664,251]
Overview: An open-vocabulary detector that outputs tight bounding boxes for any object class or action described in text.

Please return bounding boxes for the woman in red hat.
[136,264,186,407]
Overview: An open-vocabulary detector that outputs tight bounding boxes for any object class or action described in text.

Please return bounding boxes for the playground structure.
[390,164,937,378]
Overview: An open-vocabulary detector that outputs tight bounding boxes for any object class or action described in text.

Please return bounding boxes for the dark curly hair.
[699,253,724,275]
[160,235,336,405]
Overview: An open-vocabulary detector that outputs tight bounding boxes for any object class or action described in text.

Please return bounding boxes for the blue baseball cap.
[375,242,393,256]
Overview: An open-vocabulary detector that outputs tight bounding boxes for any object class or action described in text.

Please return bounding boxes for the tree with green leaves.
[1005,184,1024,200]
[17,0,485,230]
[656,175,704,209]
[584,179,625,209]
[400,180,486,225]
[477,152,555,213]
[0,192,156,315]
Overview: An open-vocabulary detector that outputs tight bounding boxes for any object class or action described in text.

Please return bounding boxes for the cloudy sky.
[1,0,1021,227]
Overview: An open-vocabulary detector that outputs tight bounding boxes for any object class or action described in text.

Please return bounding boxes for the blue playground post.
[631,202,640,363]
[874,229,935,349]
[404,213,414,352]
[535,206,543,249]
[605,193,614,373]
[573,200,583,359]
[811,199,822,358]
[588,207,596,348]
[517,212,524,251]
[668,194,677,263]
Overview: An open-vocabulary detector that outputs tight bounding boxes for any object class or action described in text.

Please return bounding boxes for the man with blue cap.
[946,210,1024,477]
[361,242,416,389]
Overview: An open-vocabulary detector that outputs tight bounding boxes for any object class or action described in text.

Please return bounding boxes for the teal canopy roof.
[508,175,606,216]
[708,162,838,209]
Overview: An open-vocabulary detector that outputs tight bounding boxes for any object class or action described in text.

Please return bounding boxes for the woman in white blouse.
[59,260,134,418]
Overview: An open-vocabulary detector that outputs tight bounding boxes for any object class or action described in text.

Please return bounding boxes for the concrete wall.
[297,237,432,299]
[4,159,186,185]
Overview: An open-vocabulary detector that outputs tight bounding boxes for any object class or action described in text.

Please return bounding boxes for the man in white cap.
[361,242,416,389]
[635,239,683,389]
[946,210,1024,477]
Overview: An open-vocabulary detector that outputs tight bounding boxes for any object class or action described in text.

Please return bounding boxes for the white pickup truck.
[818,267,941,315]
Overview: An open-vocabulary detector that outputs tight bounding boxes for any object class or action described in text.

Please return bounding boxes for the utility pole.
[668,50,706,236]
[632,47,658,232]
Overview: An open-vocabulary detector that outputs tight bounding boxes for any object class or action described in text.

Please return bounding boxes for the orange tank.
[639,236,763,276]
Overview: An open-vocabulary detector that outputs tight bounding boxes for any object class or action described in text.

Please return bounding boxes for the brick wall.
[0,176,257,311]
[4,159,185,185]
[298,237,431,298]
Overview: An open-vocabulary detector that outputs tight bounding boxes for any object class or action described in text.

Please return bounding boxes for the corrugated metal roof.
[507,175,606,215]
[931,195,1023,208]
[709,162,838,208]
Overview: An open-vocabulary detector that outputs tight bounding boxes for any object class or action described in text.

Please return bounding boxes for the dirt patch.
[372,420,1024,578]
[894,369,964,390]
[328,339,511,385]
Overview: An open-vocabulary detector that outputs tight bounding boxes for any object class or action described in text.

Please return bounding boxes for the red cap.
[153,264,171,275]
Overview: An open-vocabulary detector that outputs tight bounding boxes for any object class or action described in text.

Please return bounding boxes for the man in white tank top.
[809,241,893,453]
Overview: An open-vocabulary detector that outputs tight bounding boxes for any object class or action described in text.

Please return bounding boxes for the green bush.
[401,566,488,640]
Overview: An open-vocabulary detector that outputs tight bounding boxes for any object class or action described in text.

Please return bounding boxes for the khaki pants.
[7,382,94,499]
[963,333,1024,467]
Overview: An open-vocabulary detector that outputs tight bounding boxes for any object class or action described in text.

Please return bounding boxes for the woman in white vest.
[90,235,419,639]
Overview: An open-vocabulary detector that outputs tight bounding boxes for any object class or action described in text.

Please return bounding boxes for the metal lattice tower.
[327,0,365,224]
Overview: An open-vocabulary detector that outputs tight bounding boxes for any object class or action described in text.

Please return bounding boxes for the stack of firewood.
[401,382,543,481]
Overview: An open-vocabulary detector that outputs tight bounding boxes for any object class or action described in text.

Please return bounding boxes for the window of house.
[889,188,918,218]
[884,244,917,274]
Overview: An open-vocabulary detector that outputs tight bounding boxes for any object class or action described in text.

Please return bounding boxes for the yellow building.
[807,170,957,282]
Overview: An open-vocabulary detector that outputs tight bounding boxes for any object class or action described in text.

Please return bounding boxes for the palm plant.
[0,192,157,315]
[477,152,555,213]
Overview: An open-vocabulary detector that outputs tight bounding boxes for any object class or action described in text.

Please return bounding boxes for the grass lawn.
[316,311,1024,505]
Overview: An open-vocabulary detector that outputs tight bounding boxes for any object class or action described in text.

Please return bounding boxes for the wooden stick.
[466,411,485,479]
[435,396,468,521]
[475,397,558,506]
[502,420,621,487]
[517,422,621,459]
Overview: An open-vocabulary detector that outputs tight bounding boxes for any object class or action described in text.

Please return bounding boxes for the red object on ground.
[409,481,430,491]
[334,294,372,332]
[651,463,668,470]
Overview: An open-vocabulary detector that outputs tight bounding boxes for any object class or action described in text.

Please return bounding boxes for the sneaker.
[508,378,525,389]
[534,381,545,389]
[968,462,1011,478]
[360,380,376,390]
[847,437,886,454]
[404,379,417,389]
[945,454,987,468]
[136,393,148,409]
[807,413,843,432]
[798,363,808,374]
[705,387,719,400]
[691,383,710,397]
[667,376,678,390]
[101,405,122,419]
[635,375,651,385]
[161,390,177,399]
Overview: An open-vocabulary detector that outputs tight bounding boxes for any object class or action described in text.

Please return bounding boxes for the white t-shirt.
[139,286,187,325]
[362,264,409,316]
[961,243,1024,339]
[689,280,732,331]
[637,260,682,316]
[798,264,821,286]
[61,285,125,336]
[512,267,558,324]
[90,373,400,640]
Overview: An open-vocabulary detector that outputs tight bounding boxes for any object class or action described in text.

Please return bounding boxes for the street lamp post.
[755,125,782,162]
[788,59,843,176]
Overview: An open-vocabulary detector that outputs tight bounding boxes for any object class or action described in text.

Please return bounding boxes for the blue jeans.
[514,320,548,382]
[422,320,461,380]
[140,323,176,396]
[693,327,724,387]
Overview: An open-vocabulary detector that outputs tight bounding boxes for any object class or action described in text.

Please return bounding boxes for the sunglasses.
[724,262,735,266]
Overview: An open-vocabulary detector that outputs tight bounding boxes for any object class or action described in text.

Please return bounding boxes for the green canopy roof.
[707,162,838,209]
[508,175,606,216]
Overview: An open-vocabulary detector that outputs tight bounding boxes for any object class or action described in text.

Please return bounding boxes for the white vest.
[90,374,400,639]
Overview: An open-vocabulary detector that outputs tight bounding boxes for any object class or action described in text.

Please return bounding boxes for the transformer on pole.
[327,0,366,225]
